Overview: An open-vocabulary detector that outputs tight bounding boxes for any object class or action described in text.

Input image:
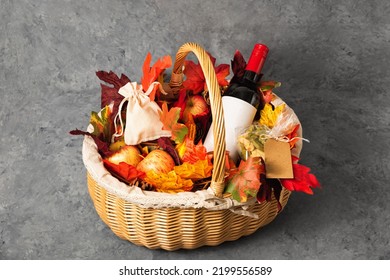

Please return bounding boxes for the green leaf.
[89,105,113,142]
[90,111,103,137]
[259,81,281,92]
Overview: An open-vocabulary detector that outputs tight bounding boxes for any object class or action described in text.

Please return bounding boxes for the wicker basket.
[83,42,293,251]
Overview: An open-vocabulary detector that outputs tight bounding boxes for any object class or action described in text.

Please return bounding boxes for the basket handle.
[169,42,226,197]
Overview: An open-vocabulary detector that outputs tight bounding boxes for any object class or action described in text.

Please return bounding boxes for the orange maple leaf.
[184,113,197,141]
[144,170,193,193]
[159,103,188,143]
[174,160,213,180]
[183,53,229,94]
[225,157,263,202]
[141,52,172,101]
[178,138,209,164]
[286,124,300,149]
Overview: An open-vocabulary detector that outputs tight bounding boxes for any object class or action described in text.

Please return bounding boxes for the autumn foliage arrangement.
[71,47,319,207]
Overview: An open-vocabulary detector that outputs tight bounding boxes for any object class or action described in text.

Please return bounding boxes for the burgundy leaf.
[230,50,247,84]
[157,137,181,165]
[96,71,131,117]
[69,129,113,158]
[100,84,125,110]
[268,178,283,212]
[257,173,271,203]
[96,71,130,88]
[257,159,283,212]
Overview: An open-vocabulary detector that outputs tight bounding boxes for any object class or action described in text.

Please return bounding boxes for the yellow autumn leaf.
[174,160,213,180]
[176,140,187,159]
[259,103,285,128]
[144,170,193,193]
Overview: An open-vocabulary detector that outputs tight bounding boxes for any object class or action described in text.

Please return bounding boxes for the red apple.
[183,95,209,122]
[137,149,175,174]
[106,145,142,167]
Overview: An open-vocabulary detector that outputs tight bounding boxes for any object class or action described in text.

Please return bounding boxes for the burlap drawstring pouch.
[112,81,171,145]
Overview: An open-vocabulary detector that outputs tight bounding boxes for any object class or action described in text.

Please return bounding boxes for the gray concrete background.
[1,0,389,259]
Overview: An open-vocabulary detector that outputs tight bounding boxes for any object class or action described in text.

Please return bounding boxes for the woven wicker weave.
[85,42,292,250]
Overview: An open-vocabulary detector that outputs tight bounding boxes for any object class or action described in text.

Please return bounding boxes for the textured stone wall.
[1,0,389,259]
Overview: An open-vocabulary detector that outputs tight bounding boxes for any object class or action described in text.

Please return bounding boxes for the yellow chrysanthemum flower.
[259,103,285,128]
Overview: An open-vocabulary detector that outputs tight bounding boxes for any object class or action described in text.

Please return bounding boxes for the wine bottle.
[203,43,269,162]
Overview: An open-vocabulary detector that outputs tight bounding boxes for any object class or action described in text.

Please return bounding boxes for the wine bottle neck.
[242,70,262,84]
[243,43,268,83]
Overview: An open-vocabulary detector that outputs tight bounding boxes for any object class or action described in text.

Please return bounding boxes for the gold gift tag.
[264,138,294,179]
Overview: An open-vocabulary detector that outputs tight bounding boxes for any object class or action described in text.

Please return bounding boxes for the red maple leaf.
[182,53,229,94]
[173,88,188,119]
[280,157,320,194]
[103,159,145,183]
